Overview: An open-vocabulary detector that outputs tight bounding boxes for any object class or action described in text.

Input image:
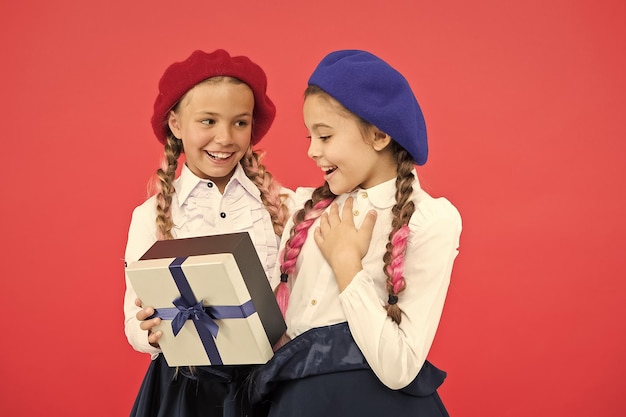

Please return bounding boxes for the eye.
[319,135,331,141]
[201,119,216,125]
[234,120,249,128]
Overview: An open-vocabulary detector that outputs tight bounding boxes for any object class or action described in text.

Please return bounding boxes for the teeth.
[207,151,232,159]
[321,166,337,173]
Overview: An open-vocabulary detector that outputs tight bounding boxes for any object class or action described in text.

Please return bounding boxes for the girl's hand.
[135,298,162,348]
[314,197,377,291]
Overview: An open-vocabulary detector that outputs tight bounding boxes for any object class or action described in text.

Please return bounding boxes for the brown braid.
[155,133,183,240]
[383,144,417,324]
[149,132,187,374]
[240,147,290,236]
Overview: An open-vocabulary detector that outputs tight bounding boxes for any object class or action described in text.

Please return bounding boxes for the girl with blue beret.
[248,50,462,416]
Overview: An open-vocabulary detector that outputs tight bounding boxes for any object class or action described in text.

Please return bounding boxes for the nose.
[307,138,320,160]
[214,124,233,145]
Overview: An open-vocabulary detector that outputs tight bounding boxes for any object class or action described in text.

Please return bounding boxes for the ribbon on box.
[150,257,257,365]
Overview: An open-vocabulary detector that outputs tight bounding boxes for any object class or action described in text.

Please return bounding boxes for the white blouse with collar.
[271,172,462,390]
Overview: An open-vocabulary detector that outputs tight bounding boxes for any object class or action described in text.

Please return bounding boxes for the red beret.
[151,49,276,145]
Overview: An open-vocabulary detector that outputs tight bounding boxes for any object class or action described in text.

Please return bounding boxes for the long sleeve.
[339,197,461,389]
[123,198,162,356]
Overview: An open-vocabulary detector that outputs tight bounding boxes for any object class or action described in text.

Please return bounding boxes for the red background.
[2,1,625,416]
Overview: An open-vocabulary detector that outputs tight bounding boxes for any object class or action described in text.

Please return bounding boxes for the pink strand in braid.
[383,146,416,324]
[275,197,334,316]
[385,224,410,294]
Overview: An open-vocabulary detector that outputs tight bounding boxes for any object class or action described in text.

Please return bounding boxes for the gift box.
[126,232,286,366]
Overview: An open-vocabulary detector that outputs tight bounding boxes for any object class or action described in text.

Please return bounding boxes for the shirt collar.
[229,162,264,203]
[349,168,420,209]
[174,163,263,207]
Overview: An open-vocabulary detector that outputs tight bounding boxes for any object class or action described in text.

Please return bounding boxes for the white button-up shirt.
[271,172,462,390]
[124,163,294,357]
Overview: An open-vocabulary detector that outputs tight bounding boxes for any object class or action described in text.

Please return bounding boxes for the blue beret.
[308,50,428,165]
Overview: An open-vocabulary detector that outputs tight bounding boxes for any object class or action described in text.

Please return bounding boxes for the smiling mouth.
[206,151,234,160]
[321,165,337,175]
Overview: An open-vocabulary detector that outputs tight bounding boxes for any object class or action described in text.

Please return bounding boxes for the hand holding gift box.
[126,232,286,366]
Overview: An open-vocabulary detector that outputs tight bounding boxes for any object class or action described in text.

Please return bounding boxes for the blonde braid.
[155,134,183,240]
[382,146,417,324]
[153,134,191,375]
[240,147,290,236]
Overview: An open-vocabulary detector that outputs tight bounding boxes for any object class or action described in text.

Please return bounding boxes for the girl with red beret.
[123,49,292,417]
[248,50,462,416]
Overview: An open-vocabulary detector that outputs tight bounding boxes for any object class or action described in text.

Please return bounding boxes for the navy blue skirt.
[248,323,449,417]
[265,369,448,417]
[130,354,269,417]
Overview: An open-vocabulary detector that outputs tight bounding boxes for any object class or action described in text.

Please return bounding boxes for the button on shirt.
[271,172,462,390]
[124,163,294,357]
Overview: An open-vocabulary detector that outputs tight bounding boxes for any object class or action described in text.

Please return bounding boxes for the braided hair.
[240,147,290,237]
[154,133,183,240]
[275,183,336,315]
[382,142,416,324]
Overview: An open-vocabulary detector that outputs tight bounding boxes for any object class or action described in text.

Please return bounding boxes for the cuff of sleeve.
[126,319,163,356]
[338,269,380,304]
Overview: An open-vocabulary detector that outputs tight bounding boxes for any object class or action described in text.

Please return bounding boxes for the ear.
[167,111,182,139]
[371,129,392,152]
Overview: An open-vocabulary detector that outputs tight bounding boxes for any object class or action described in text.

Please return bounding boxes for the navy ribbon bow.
[171,296,219,338]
